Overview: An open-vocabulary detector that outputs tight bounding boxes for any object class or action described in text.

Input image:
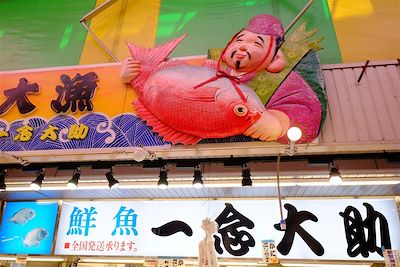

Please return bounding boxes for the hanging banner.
[0,201,59,255]
[54,198,400,260]
[0,64,171,152]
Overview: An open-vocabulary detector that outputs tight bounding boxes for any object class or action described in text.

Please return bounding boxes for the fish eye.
[234,104,248,116]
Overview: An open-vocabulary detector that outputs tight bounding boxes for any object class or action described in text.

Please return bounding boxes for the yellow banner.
[0,59,207,152]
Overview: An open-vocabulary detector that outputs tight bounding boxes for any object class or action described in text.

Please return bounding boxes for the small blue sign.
[0,201,58,255]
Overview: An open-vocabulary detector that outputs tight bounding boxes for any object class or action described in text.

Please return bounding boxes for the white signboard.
[54,198,400,260]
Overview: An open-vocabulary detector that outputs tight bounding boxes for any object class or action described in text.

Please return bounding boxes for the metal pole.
[276,154,284,221]
[357,60,370,83]
[80,0,120,62]
[284,0,315,35]
[80,0,118,22]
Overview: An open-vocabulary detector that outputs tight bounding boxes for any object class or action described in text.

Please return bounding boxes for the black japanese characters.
[274,203,324,256]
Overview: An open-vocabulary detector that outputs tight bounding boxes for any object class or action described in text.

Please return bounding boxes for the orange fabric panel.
[0,64,136,122]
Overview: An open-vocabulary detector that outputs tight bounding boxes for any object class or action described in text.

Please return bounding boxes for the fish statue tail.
[127,34,187,93]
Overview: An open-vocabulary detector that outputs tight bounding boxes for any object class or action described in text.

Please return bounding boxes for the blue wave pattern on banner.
[0,113,169,151]
[0,113,257,151]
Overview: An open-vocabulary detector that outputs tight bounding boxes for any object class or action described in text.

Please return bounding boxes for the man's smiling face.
[222,30,276,73]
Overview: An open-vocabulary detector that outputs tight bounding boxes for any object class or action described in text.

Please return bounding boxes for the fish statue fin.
[135,99,202,145]
[157,59,188,71]
[127,34,187,66]
[127,34,187,93]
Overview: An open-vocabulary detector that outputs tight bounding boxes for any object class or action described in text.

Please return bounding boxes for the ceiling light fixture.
[241,163,252,187]
[105,168,119,189]
[286,126,302,156]
[192,164,204,188]
[158,165,168,189]
[3,176,399,191]
[67,168,81,189]
[0,169,7,190]
[30,168,45,190]
[329,162,342,185]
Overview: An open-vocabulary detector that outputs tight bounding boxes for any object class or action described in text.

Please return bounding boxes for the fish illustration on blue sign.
[23,228,49,247]
[8,208,36,225]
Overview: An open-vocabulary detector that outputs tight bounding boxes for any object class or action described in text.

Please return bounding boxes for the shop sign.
[384,249,400,267]
[0,64,170,153]
[156,258,185,267]
[54,199,400,260]
[0,201,59,255]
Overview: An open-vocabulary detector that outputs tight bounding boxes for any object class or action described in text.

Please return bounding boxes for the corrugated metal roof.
[321,60,400,143]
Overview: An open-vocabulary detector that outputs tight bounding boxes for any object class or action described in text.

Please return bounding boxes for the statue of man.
[121,14,323,144]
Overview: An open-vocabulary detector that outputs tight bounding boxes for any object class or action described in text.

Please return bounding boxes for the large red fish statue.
[121,14,325,145]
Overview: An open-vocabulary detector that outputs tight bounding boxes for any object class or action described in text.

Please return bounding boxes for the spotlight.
[105,168,119,189]
[329,162,342,185]
[30,169,45,190]
[287,126,302,142]
[0,169,7,190]
[241,163,252,187]
[286,126,302,156]
[158,165,168,189]
[192,164,203,188]
[67,168,80,189]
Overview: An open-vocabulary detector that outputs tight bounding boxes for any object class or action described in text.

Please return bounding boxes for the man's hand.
[120,57,140,84]
[244,110,289,141]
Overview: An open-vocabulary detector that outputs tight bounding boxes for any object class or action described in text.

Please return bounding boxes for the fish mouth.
[243,112,282,141]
